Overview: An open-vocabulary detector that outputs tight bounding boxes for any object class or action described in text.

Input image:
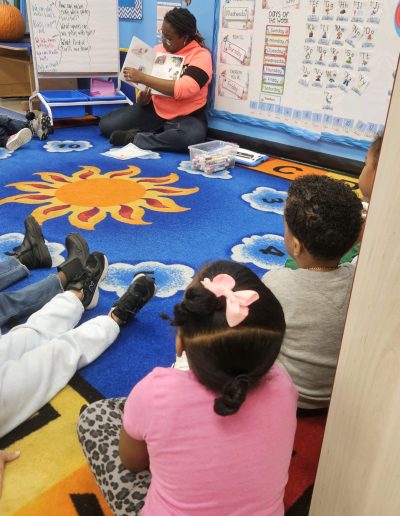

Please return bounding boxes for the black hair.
[164,7,207,48]
[285,174,363,260]
[370,133,383,169]
[171,260,285,417]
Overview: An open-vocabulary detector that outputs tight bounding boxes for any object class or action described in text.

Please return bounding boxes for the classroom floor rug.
[0,124,355,515]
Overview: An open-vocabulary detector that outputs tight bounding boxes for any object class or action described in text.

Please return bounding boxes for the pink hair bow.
[201,274,260,327]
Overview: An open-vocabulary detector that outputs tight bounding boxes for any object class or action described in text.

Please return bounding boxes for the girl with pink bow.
[78,260,298,516]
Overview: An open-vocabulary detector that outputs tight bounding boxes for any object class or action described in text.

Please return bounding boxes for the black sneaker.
[109,128,141,146]
[67,252,108,309]
[11,215,52,269]
[112,273,155,324]
[58,233,90,283]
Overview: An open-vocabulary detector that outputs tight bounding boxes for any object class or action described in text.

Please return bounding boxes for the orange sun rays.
[0,165,199,230]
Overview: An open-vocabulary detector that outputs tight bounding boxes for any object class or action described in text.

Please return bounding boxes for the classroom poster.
[212,0,400,145]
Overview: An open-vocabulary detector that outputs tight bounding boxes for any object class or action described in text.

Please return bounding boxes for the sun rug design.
[0,165,198,230]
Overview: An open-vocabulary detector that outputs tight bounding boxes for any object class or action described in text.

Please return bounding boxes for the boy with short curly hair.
[263,174,363,411]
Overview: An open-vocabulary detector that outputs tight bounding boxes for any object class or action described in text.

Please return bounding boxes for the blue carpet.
[0,125,289,397]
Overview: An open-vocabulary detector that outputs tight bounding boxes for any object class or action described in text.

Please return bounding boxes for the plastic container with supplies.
[188,140,239,174]
[39,90,89,118]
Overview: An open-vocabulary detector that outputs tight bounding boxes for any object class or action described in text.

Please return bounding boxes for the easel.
[27,0,132,123]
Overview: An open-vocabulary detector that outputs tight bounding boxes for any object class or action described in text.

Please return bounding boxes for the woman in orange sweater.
[99,8,212,152]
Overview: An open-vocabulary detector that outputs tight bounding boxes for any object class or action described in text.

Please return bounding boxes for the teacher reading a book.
[99,8,212,152]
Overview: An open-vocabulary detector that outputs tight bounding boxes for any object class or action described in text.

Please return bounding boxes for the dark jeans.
[0,115,28,147]
[99,101,207,152]
[0,257,63,328]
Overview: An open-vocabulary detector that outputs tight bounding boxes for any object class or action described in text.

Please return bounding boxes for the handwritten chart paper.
[28,0,119,75]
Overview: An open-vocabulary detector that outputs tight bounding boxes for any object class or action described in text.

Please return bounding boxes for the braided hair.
[164,7,207,48]
[171,260,285,416]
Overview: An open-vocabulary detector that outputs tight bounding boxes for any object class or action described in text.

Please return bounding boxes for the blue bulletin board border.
[119,0,143,20]
[209,0,374,151]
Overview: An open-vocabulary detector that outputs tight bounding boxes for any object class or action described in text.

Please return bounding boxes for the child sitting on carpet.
[0,252,155,439]
[0,215,90,328]
[0,269,155,496]
[0,111,52,152]
[78,260,297,516]
[0,115,32,152]
[263,175,363,412]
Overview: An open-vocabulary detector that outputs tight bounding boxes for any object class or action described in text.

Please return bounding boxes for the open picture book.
[120,36,185,96]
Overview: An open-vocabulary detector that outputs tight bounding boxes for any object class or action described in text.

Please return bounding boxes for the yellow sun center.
[55,178,146,207]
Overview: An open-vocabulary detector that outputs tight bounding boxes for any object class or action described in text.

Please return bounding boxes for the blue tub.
[39,90,89,118]
[80,90,128,116]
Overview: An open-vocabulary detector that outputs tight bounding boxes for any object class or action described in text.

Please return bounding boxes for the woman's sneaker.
[109,128,141,146]
[67,252,108,309]
[112,274,155,323]
[6,127,32,151]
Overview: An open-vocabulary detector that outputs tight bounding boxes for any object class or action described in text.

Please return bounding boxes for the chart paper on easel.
[28,0,120,76]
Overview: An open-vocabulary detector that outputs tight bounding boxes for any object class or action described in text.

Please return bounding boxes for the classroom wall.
[118,1,366,163]
[17,0,392,163]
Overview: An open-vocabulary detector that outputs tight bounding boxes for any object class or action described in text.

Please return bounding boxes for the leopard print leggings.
[77,398,151,515]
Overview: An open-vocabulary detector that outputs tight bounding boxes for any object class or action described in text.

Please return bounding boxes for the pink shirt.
[123,365,298,516]
[152,40,212,120]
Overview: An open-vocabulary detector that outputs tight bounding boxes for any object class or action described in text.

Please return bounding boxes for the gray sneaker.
[6,128,32,151]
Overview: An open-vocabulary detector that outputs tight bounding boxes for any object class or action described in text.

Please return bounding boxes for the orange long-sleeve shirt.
[152,40,212,120]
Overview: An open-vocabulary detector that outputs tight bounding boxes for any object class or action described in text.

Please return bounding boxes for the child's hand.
[0,450,20,497]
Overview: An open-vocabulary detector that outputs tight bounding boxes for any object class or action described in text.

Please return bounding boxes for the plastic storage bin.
[188,140,239,174]
[81,90,128,116]
[39,90,89,118]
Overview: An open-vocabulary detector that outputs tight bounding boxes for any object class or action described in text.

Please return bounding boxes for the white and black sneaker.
[6,127,32,151]
[67,252,108,309]
[112,273,155,323]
